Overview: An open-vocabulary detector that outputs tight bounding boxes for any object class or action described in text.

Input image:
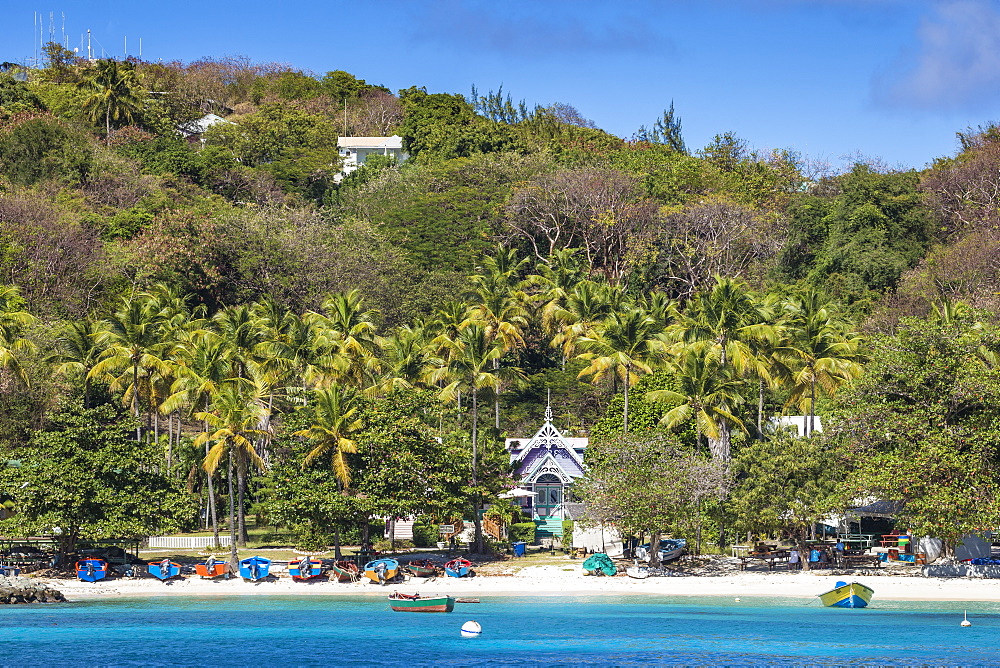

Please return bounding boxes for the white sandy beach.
[44,564,1000,603]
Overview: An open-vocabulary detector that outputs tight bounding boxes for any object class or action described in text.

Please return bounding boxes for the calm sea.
[1,594,998,666]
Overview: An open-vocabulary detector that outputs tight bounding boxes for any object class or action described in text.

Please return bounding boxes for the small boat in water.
[582,553,617,576]
[330,560,359,582]
[364,558,400,585]
[239,556,271,581]
[444,557,472,578]
[76,558,109,582]
[405,559,438,578]
[148,559,182,581]
[288,556,323,581]
[195,558,228,579]
[388,591,455,612]
[819,581,874,608]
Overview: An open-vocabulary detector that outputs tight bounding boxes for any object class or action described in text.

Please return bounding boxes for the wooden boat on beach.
[288,556,323,581]
[364,558,400,585]
[148,559,182,581]
[444,557,472,578]
[635,538,687,564]
[388,592,455,613]
[195,558,228,579]
[330,560,359,582]
[818,581,874,608]
[239,556,271,581]
[76,558,109,582]
[405,559,438,578]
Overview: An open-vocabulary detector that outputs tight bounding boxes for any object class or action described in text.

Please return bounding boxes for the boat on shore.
[148,559,182,581]
[444,557,472,578]
[330,560,359,582]
[582,553,617,576]
[363,558,400,585]
[195,558,228,579]
[239,556,271,581]
[405,559,438,578]
[635,538,687,564]
[76,558,109,582]
[288,556,323,581]
[819,581,874,608]
[388,592,455,613]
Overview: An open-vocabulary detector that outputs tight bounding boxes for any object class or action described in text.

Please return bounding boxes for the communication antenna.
[124,35,126,58]
[87,29,91,60]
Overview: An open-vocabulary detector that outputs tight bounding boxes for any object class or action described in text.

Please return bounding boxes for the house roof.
[337,135,403,150]
[177,113,232,137]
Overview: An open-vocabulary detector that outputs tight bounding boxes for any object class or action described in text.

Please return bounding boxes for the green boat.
[582,553,617,576]
[388,592,455,612]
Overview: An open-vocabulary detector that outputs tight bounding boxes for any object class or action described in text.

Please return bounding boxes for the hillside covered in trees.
[2,46,1000,555]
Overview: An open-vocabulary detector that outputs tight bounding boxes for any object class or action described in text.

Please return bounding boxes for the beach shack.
[505,405,588,538]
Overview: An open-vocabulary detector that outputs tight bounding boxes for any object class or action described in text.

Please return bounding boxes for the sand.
[43,562,1000,603]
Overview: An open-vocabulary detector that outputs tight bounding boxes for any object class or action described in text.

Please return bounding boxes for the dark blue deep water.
[2,595,1000,666]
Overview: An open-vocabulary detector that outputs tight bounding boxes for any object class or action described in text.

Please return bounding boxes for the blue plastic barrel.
[513,541,526,557]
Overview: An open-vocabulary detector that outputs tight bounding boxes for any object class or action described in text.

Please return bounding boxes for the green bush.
[561,521,574,550]
[412,518,439,547]
[509,522,536,544]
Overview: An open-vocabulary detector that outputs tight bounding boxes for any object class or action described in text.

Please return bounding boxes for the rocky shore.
[0,576,65,604]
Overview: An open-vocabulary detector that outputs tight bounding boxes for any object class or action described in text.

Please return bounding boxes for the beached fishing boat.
[444,557,472,578]
[0,565,21,577]
[148,559,182,581]
[818,581,874,608]
[330,560,359,582]
[194,558,228,579]
[363,557,400,584]
[582,553,617,576]
[239,556,271,581]
[635,538,687,563]
[288,556,323,580]
[405,559,438,578]
[76,558,108,582]
[388,592,455,613]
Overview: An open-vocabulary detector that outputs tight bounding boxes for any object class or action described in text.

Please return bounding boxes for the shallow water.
[1,595,999,666]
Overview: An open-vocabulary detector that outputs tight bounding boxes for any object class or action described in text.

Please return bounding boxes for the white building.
[336,136,407,181]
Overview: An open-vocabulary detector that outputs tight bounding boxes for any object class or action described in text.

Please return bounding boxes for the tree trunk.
[808,371,816,437]
[708,419,731,461]
[333,529,342,559]
[204,418,220,546]
[623,363,630,433]
[648,532,662,568]
[796,532,811,572]
[471,388,484,554]
[227,451,238,574]
[237,455,249,546]
[757,379,764,438]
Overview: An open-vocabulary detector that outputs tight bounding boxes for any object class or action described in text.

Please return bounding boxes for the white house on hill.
[336,136,407,181]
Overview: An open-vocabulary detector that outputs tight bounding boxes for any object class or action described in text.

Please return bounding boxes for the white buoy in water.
[461,620,482,638]
[961,611,972,627]
[734,598,741,602]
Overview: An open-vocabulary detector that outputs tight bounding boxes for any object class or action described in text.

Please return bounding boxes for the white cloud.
[875,0,1000,111]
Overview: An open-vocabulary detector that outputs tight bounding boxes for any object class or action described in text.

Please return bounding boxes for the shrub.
[561,520,574,550]
[509,522,536,544]
[412,518,439,547]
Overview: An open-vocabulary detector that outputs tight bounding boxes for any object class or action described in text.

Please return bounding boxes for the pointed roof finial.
[545,388,553,423]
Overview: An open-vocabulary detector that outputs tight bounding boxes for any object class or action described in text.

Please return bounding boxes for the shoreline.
[40,568,1000,603]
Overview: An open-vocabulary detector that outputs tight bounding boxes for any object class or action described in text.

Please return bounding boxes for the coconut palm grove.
[2,46,1000,562]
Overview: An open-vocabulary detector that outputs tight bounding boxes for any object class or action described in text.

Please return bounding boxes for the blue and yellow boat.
[288,556,323,581]
[364,558,400,584]
[818,581,874,608]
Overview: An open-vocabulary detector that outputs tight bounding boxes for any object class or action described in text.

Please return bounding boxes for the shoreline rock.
[0,576,66,604]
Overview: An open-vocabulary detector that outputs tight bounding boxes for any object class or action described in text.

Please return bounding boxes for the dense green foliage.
[2,48,1000,556]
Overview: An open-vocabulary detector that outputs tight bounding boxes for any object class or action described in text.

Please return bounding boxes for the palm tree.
[432,323,524,553]
[78,59,145,136]
[647,349,748,459]
[0,285,37,387]
[783,290,864,436]
[309,289,381,388]
[48,319,106,407]
[373,324,439,395]
[576,307,665,433]
[90,295,171,441]
[549,280,618,362]
[196,377,272,551]
[295,385,363,486]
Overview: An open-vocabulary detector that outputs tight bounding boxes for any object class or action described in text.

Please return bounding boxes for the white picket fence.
[146,536,232,549]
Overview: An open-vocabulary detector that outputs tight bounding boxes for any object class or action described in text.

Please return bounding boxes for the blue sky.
[6,0,1000,170]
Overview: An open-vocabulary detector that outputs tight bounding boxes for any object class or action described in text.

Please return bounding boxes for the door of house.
[534,474,563,519]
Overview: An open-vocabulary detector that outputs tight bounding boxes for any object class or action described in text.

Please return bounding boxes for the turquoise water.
[2,595,1000,666]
